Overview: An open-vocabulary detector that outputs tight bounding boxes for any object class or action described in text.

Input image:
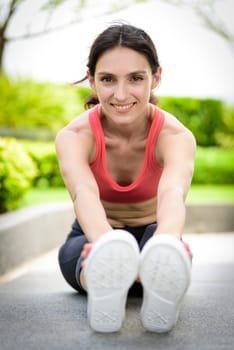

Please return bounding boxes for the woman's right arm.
[55,123,112,243]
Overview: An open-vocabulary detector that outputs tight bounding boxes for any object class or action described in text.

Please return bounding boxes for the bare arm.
[55,125,112,243]
[155,128,196,239]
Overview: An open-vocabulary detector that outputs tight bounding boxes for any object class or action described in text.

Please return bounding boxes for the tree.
[0,0,67,70]
[0,0,140,71]
[163,0,234,53]
[1,0,232,72]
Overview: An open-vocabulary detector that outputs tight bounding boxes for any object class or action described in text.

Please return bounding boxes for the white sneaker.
[84,230,139,332]
[139,234,191,333]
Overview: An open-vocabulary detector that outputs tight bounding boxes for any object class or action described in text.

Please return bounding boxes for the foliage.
[1,74,233,147]
[215,104,234,148]
[19,140,234,188]
[164,0,234,53]
[0,137,37,213]
[0,74,82,140]
[193,147,234,184]
[1,137,233,213]
[75,86,93,105]
[158,96,224,146]
[21,140,64,188]
[0,0,140,70]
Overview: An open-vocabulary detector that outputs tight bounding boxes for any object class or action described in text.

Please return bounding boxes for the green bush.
[21,140,64,187]
[215,104,234,148]
[193,147,234,184]
[0,137,37,213]
[19,140,234,187]
[1,73,233,147]
[0,74,83,140]
[158,96,223,146]
[75,86,93,105]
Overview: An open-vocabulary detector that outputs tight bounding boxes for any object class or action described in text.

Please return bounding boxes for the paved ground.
[0,233,234,350]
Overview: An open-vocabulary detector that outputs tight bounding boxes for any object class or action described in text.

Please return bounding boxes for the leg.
[58,219,88,293]
[58,222,155,295]
[139,223,157,250]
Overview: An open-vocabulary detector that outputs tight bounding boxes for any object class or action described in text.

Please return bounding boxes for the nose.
[114,82,128,101]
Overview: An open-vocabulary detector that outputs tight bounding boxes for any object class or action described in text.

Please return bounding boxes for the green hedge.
[20,141,234,187]
[0,137,37,213]
[0,74,83,140]
[1,74,234,147]
[215,104,234,148]
[193,147,234,184]
[22,140,64,187]
[0,137,233,213]
[158,96,224,147]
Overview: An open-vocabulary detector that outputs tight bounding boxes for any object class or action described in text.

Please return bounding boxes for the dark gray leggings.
[58,219,157,296]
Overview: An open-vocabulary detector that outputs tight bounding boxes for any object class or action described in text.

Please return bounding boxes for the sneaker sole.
[139,234,191,333]
[84,230,139,332]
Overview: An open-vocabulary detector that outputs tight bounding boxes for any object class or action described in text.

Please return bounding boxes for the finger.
[81,243,93,260]
[183,241,193,260]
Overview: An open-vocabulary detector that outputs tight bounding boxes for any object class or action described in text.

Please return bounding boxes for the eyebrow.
[96,70,148,76]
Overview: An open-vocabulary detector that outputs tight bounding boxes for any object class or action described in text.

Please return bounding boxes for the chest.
[105,137,147,186]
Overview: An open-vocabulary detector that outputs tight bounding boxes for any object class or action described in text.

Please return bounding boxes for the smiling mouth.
[111,103,136,111]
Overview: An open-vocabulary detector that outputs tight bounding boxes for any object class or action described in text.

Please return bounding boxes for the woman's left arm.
[155,128,196,239]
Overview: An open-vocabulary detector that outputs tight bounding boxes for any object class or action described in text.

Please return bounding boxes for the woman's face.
[88,47,161,123]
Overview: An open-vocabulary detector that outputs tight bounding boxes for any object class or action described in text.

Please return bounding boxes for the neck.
[100,104,153,140]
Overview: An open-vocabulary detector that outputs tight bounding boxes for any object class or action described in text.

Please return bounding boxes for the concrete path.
[0,233,234,350]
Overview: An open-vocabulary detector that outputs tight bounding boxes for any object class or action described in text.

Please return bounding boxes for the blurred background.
[0,0,234,213]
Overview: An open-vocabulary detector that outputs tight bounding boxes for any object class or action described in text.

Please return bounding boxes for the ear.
[87,70,96,91]
[151,66,162,89]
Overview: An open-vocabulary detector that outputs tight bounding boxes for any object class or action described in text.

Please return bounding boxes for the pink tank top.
[89,105,164,203]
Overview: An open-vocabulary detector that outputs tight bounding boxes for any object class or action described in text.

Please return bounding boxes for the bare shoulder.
[161,110,196,144]
[157,111,196,164]
[55,109,95,162]
[57,109,91,137]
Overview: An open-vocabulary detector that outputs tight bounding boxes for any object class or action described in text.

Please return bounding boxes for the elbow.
[73,183,99,203]
[72,183,87,203]
[158,186,186,205]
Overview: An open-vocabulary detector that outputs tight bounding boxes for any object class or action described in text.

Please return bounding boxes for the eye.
[100,76,113,83]
[130,75,144,82]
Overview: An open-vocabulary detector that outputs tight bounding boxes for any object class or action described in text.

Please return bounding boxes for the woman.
[56,23,196,333]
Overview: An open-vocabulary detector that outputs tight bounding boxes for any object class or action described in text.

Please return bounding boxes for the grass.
[186,185,234,204]
[20,185,234,208]
[20,187,71,207]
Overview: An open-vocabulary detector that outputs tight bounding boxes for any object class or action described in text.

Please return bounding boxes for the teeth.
[114,104,133,110]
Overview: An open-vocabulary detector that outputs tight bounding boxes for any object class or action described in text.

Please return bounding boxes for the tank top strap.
[146,106,165,167]
[89,104,164,169]
[89,105,104,163]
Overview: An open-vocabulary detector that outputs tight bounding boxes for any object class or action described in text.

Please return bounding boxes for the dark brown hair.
[75,23,160,108]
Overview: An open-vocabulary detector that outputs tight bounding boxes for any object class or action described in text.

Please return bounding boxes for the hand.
[183,241,193,260]
[81,243,93,268]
